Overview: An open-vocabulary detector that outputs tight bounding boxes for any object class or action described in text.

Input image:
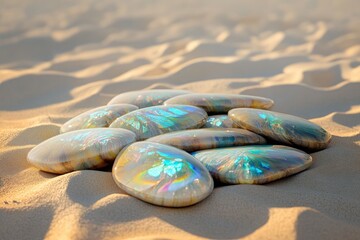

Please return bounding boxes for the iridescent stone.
[112,142,214,207]
[164,93,274,114]
[203,115,234,128]
[60,104,138,133]
[27,129,136,174]
[229,108,332,150]
[109,105,208,140]
[192,145,312,184]
[146,128,266,152]
[107,89,191,108]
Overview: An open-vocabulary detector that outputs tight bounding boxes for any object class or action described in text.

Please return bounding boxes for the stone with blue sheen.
[229,108,332,150]
[60,104,138,133]
[146,128,266,152]
[112,142,214,207]
[203,115,234,128]
[110,105,208,140]
[192,145,312,184]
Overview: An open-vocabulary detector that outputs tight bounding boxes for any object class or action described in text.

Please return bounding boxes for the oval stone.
[107,89,191,108]
[109,105,208,140]
[203,115,234,128]
[112,142,214,207]
[192,145,312,184]
[60,104,138,133]
[229,108,332,150]
[146,128,266,152]
[27,128,136,174]
[164,93,274,114]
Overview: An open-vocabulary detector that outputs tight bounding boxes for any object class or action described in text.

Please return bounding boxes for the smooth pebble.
[229,108,332,150]
[107,90,191,108]
[164,93,274,114]
[110,105,208,140]
[112,142,214,207]
[27,128,136,174]
[60,104,138,133]
[146,128,266,152]
[192,145,312,184]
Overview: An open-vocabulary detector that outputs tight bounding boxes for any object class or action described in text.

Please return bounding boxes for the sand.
[0,0,359,239]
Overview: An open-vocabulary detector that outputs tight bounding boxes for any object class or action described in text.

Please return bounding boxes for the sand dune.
[1,0,359,239]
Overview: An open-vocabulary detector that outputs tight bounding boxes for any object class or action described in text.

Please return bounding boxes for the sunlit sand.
[1,0,359,239]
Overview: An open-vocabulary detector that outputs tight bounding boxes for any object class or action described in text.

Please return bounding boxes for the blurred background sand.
[0,0,359,239]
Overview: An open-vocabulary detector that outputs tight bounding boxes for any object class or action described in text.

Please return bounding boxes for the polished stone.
[203,115,234,128]
[107,89,191,108]
[27,128,136,174]
[192,145,312,184]
[146,128,266,152]
[112,142,214,207]
[164,93,274,114]
[229,108,332,150]
[60,104,138,133]
[110,105,208,140]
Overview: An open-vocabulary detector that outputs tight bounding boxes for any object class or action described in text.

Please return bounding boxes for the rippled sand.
[1,0,359,239]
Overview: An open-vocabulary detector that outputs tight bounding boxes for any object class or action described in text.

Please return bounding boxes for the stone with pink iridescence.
[112,142,214,207]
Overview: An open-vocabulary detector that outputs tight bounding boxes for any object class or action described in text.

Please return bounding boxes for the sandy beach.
[1,0,360,239]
